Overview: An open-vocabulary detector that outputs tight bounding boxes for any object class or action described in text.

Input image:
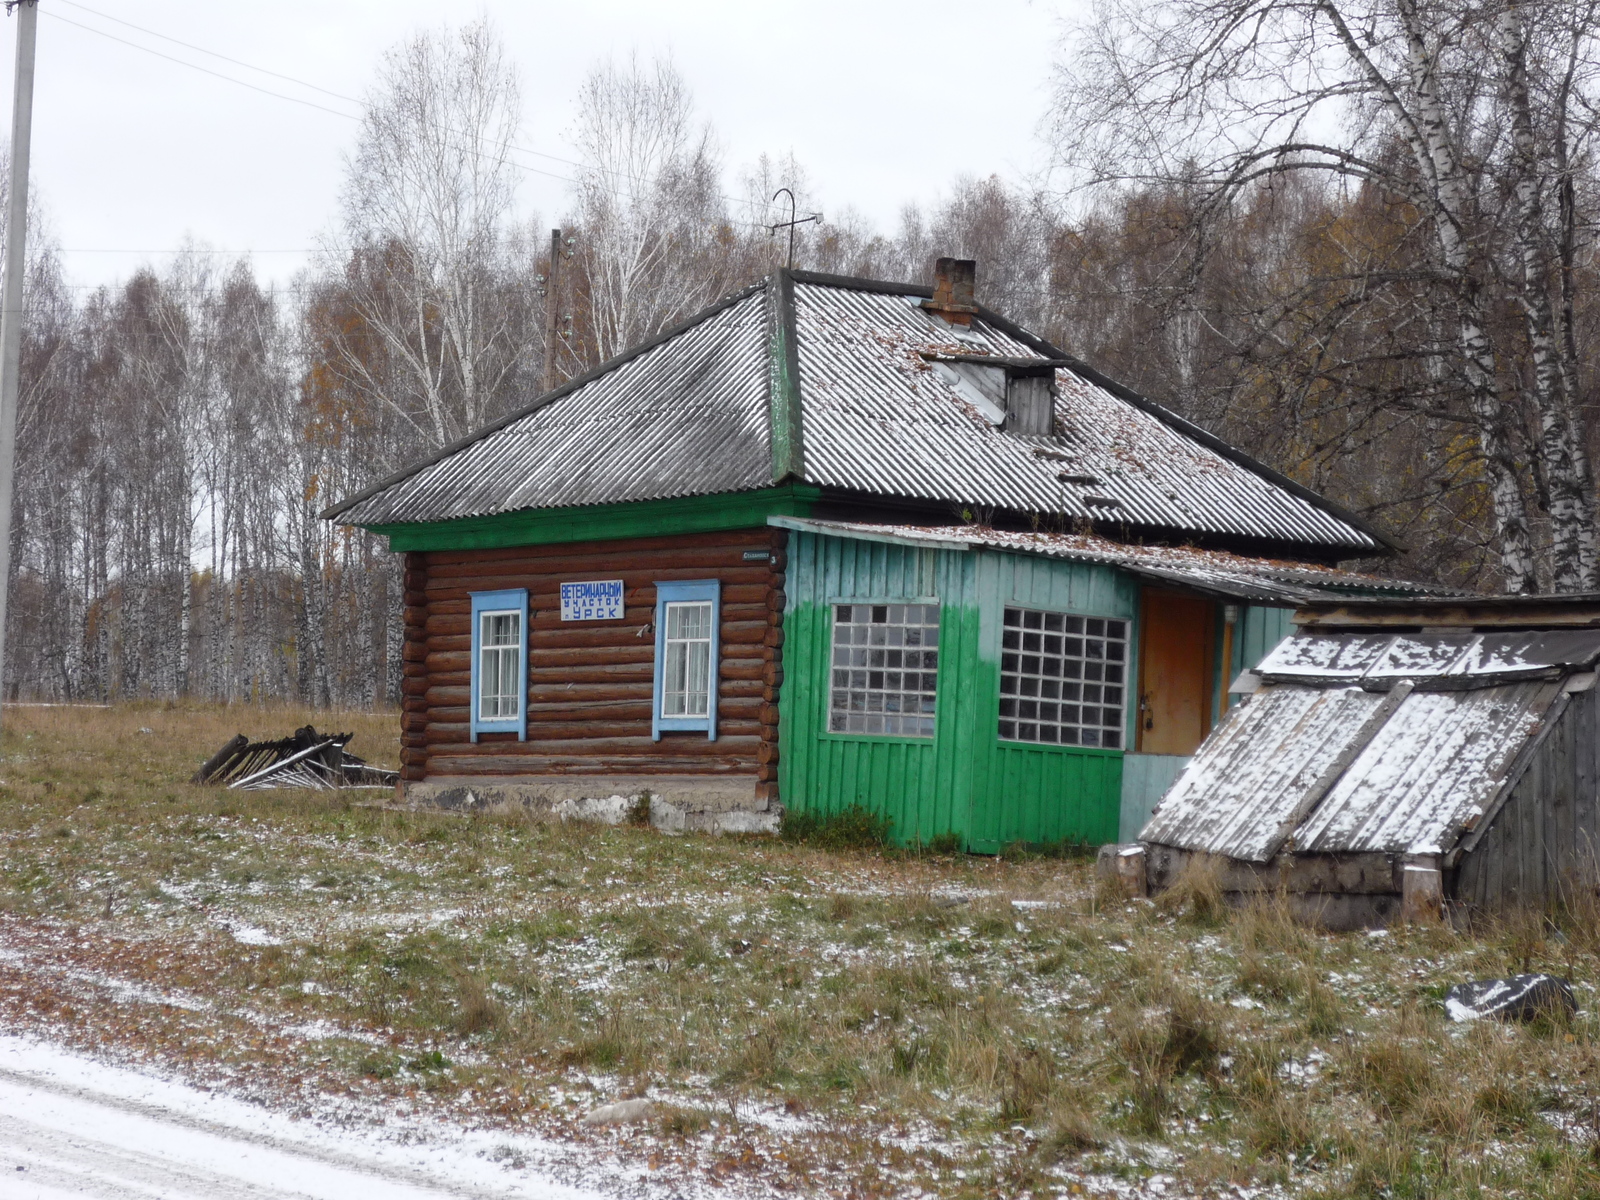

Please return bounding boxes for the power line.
[46,1,782,223]
[54,0,591,175]
[41,10,581,189]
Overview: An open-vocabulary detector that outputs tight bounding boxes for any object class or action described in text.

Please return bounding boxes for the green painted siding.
[1230,605,1295,695]
[778,530,1135,851]
[372,484,824,551]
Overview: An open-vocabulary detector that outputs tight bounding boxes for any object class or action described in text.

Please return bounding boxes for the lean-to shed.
[323,261,1416,846]
[1139,596,1600,924]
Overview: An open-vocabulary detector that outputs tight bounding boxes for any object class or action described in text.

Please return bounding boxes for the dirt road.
[0,1037,598,1200]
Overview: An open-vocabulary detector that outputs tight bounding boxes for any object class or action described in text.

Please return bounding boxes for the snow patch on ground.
[0,1033,599,1199]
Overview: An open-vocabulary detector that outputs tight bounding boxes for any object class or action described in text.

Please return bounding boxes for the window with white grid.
[999,607,1128,748]
[828,603,940,737]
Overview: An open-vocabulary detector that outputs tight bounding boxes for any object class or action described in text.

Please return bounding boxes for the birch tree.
[332,19,536,448]
[571,55,730,364]
[1051,0,1600,592]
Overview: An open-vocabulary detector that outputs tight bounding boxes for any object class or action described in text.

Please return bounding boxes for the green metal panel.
[372,484,824,551]
[1231,605,1296,691]
[778,529,1134,851]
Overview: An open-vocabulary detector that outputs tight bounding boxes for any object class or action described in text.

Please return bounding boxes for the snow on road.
[0,1036,603,1200]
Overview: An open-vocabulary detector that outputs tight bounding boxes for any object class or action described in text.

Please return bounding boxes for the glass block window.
[999,608,1128,748]
[829,603,940,736]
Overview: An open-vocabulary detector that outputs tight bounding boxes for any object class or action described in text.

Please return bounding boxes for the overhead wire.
[46,0,787,226]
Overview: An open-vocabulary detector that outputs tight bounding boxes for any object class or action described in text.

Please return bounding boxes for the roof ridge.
[766,270,804,484]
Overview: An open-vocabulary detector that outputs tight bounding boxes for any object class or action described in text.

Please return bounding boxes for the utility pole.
[541,228,561,393]
[0,0,36,728]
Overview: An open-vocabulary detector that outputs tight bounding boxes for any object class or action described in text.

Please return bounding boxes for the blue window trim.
[469,588,528,743]
[652,579,721,741]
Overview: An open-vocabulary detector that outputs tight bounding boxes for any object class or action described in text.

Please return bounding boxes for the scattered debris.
[581,1098,656,1125]
[191,726,397,791]
[1444,974,1577,1022]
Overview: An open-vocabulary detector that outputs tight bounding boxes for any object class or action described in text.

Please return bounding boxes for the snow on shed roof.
[768,517,1437,603]
[1141,627,1600,862]
[325,271,1390,556]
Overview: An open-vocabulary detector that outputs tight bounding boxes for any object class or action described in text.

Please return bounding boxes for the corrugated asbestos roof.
[1141,628,1600,861]
[326,271,1389,555]
[329,285,774,526]
[767,517,1438,603]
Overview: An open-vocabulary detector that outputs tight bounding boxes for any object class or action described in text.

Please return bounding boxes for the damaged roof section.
[325,270,1390,557]
[1141,624,1600,863]
[768,517,1437,604]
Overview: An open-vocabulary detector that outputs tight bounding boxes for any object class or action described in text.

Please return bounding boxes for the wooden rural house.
[1137,595,1600,924]
[324,261,1421,850]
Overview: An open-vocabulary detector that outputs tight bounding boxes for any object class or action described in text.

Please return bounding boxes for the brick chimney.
[924,258,977,326]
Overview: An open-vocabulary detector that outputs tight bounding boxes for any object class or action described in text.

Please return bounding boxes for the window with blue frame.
[652,580,720,740]
[470,588,528,742]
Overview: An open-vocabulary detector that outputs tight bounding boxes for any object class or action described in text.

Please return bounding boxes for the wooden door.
[1136,591,1216,755]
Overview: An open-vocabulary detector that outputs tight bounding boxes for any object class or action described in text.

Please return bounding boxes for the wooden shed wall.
[399,527,786,794]
[1453,686,1600,910]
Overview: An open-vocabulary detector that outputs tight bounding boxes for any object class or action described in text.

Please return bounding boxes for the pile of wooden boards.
[191,725,398,790]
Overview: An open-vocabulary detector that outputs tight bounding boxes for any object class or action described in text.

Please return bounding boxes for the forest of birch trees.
[5,1,1600,704]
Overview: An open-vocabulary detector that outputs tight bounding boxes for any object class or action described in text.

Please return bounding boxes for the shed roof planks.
[1141,615,1600,865]
[325,271,1391,558]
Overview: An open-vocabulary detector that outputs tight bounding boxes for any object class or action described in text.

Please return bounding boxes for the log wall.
[399,526,786,800]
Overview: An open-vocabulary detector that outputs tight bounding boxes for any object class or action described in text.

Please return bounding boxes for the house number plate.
[559,580,624,621]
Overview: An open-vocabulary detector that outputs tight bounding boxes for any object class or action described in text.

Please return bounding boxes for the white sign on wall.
[559,579,625,621]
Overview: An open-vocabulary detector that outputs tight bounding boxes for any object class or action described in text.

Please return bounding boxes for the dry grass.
[2,702,1600,1197]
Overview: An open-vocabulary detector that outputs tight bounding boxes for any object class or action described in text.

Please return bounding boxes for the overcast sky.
[2,0,1078,293]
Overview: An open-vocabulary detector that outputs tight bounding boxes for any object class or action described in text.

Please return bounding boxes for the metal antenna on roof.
[769,188,820,270]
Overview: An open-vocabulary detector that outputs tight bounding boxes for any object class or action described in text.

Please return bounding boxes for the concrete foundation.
[394,775,780,835]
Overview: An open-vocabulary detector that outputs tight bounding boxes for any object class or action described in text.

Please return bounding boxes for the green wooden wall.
[777,530,1138,851]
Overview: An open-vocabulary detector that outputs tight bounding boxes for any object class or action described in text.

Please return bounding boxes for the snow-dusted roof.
[325,270,1391,556]
[1141,627,1600,861]
[768,517,1436,603]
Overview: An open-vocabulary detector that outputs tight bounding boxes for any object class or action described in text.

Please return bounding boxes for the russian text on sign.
[559,580,625,621]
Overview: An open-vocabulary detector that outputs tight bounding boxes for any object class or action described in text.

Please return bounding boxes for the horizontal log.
[416,603,775,638]
[758,741,778,765]
[757,764,776,783]
[404,606,428,627]
[403,641,427,662]
[402,694,427,711]
[405,570,428,591]
[424,527,772,567]
[527,679,762,703]
[425,537,774,576]
[424,566,777,600]
[421,733,764,756]
[424,719,766,743]
[416,582,776,617]
[402,765,426,782]
[522,642,770,669]
[721,621,773,646]
[425,756,759,776]
[401,712,428,733]
[426,687,471,708]
[768,590,786,611]
[763,628,785,648]
[425,650,472,673]
[759,706,779,726]
[528,663,652,684]
[523,696,764,721]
